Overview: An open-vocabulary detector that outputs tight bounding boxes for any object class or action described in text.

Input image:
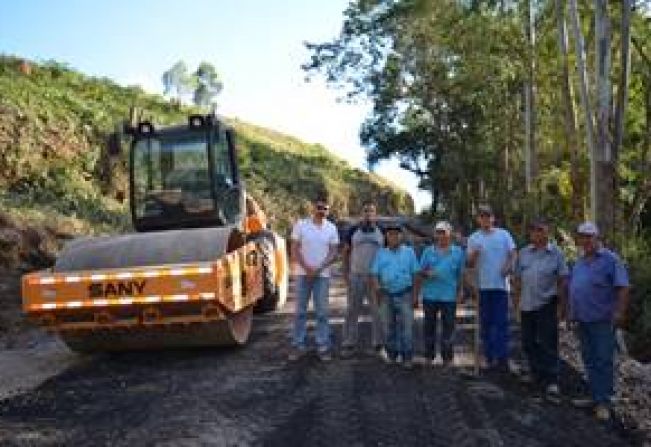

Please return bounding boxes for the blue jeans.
[382,290,414,361]
[292,275,331,352]
[343,274,383,348]
[521,297,559,386]
[479,289,509,365]
[423,301,456,361]
[578,322,615,404]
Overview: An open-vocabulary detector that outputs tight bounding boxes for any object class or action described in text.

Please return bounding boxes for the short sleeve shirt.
[419,245,465,302]
[370,245,420,294]
[569,248,629,322]
[467,228,516,290]
[346,224,384,275]
[515,243,569,311]
[291,218,339,277]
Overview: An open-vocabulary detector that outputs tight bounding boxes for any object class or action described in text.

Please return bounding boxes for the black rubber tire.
[250,231,280,313]
[59,308,253,353]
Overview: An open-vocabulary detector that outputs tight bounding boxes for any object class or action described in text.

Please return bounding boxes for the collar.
[526,242,554,252]
[580,246,607,261]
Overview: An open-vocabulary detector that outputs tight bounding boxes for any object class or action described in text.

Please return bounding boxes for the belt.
[383,287,412,298]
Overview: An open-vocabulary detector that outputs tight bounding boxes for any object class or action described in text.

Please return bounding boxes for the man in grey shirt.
[341,202,385,357]
[514,218,568,401]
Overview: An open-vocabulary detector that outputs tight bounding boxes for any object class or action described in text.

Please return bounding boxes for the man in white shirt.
[289,197,340,361]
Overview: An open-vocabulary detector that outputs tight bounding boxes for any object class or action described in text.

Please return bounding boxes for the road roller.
[21,114,288,352]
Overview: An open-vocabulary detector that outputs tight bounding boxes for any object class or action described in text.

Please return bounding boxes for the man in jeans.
[420,221,465,367]
[569,222,630,421]
[341,202,385,358]
[513,219,568,401]
[289,197,340,361]
[370,223,420,368]
[467,205,516,371]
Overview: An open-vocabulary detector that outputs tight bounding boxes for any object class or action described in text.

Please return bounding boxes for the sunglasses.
[316,205,330,211]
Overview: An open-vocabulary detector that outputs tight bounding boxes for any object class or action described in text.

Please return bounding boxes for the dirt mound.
[0,211,69,270]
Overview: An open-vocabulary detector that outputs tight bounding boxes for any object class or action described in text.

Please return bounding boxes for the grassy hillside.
[0,55,412,267]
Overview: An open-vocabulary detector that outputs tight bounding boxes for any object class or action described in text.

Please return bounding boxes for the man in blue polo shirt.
[420,221,465,367]
[370,223,420,368]
[569,222,630,421]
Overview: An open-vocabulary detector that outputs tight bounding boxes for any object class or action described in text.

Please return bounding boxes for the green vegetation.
[304,1,651,358]
[0,55,412,242]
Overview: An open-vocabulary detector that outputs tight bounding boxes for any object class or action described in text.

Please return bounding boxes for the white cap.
[577,221,599,236]
[434,221,452,233]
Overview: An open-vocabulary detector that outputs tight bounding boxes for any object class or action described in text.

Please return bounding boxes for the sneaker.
[571,397,594,409]
[594,404,611,421]
[380,349,394,364]
[318,351,333,362]
[545,384,561,404]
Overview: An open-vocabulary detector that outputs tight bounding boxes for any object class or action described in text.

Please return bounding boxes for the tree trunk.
[612,0,632,241]
[524,0,537,196]
[569,0,597,221]
[595,0,614,242]
[555,0,582,221]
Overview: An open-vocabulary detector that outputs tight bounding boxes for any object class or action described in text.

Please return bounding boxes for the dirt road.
[0,274,639,446]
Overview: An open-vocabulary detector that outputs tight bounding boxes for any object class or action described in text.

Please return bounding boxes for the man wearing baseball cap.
[569,222,630,421]
[370,222,420,368]
[419,221,465,367]
[467,204,517,372]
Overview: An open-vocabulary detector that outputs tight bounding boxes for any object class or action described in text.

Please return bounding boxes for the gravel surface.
[0,270,646,446]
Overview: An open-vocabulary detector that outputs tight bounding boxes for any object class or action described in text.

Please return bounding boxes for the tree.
[162,61,192,103]
[162,61,223,108]
[192,62,223,108]
[555,0,582,220]
[304,0,649,238]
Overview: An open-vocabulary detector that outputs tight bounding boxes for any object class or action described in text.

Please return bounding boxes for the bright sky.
[0,0,431,211]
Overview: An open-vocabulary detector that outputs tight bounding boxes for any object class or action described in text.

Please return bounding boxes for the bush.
[622,235,651,362]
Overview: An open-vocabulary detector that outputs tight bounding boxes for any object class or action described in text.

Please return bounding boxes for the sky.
[0,0,431,211]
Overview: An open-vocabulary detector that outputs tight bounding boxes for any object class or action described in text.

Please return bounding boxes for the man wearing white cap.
[569,222,630,421]
[419,221,465,366]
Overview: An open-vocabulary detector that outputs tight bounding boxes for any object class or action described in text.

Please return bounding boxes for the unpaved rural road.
[0,274,639,446]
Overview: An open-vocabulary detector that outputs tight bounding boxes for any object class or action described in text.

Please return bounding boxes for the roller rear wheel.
[60,308,253,353]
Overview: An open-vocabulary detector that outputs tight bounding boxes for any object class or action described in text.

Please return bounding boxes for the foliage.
[304,0,651,237]
[0,55,411,239]
[621,235,651,361]
[162,60,223,108]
